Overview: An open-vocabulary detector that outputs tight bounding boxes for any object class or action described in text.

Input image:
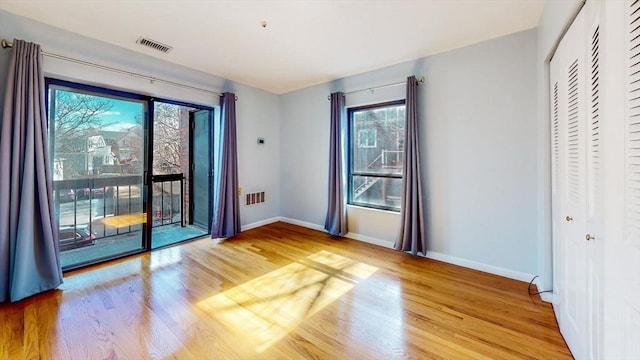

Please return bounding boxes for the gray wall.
[1,6,583,283]
[281,29,540,275]
[0,9,281,228]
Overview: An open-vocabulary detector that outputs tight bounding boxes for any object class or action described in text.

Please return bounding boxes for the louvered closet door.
[550,8,589,360]
[585,1,604,357]
[620,0,640,357]
[550,44,567,332]
[551,78,564,313]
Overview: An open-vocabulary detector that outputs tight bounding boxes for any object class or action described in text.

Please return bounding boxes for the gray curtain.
[395,76,426,255]
[0,39,62,302]
[324,92,347,236]
[211,92,241,238]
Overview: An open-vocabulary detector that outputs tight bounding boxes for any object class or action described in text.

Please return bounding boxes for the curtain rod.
[327,76,424,100]
[1,38,229,99]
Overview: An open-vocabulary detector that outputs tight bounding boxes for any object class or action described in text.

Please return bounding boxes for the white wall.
[0,10,281,228]
[535,0,584,297]
[281,29,540,277]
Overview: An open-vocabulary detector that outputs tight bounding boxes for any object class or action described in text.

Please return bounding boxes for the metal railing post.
[180,177,184,227]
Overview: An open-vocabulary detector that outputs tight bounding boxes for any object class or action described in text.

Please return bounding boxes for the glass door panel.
[191,109,212,230]
[151,102,207,249]
[49,84,147,269]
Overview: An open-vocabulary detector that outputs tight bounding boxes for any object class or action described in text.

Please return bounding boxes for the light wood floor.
[1,222,572,359]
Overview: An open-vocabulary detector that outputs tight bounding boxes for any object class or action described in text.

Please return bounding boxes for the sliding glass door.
[47,80,214,269]
[48,81,147,269]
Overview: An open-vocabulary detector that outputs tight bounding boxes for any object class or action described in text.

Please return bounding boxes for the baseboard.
[426,251,537,284]
[263,217,551,301]
[277,218,396,250]
[344,232,395,249]
[241,217,282,231]
[278,217,326,232]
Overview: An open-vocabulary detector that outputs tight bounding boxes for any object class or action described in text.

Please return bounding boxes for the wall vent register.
[136,37,173,53]
[245,191,265,206]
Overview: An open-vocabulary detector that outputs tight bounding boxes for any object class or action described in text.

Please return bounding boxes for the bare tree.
[51,90,114,178]
[152,103,185,174]
[52,92,188,178]
[53,91,113,146]
[368,107,405,153]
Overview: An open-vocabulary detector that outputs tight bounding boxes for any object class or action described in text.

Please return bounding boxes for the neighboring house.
[55,129,116,179]
[86,133,113,174]
[113,126,144,174]
[53,127,147,179]
[351,106,404,206]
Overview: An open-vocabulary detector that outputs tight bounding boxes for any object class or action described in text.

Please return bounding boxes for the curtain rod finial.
[417,76,425,83]
[1,39,12,49]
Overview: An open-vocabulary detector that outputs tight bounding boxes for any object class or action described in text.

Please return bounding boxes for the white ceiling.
[0,0,545,94]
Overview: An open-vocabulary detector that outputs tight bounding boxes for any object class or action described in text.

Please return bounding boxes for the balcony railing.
[54,176,143,241]
[151,173,185,228]
[381,150,403,169]
[53,174,185,250]
[364,149,404,170]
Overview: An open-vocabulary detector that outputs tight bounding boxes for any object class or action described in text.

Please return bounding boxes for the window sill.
[347,204,401,216]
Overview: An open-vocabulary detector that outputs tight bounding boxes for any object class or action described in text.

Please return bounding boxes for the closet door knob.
[586,234,595,241]
[566,216,573,222]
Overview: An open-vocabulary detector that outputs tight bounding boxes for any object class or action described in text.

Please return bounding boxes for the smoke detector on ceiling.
[136,37,173,54]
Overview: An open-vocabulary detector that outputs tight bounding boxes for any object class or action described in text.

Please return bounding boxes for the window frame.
[45,77,216,271]
[347,99,406,212]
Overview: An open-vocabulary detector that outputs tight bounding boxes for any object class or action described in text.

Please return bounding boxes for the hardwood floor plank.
[1,300,26,359]
[22,299,40,360]
[0,222,572,359]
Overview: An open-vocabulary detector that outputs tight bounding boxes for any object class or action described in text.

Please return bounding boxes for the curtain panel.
[324,92,347,236]
[0,39,63,302]
[211,92,241,238]
[395,75,427,255]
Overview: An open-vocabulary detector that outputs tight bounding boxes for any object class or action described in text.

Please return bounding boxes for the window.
[349,100,405,211]
[358,128,377,148]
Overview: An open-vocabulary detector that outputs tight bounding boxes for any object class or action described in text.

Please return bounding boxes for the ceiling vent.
[136,37,173,54]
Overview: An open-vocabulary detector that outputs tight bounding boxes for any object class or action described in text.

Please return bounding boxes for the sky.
[53,88,193,132]
[53,87,144,132]
[97,97,144,131]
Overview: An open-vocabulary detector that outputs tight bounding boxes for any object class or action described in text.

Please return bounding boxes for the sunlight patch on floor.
[149,245,183,270]
[197,250,378,353]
